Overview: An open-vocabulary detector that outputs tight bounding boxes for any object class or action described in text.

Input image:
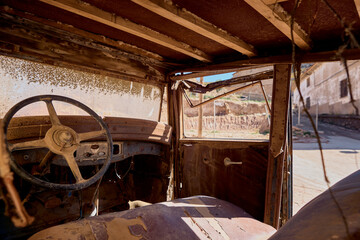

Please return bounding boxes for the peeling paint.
[187,194,230,239]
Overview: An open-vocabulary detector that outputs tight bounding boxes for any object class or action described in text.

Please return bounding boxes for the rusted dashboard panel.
[6,116,172,145]
[12,141,162,166]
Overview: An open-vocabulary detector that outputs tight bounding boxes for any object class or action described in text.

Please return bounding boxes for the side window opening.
[181,69,273,140]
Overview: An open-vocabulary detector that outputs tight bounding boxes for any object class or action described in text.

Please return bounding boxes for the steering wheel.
[2,95,113,190]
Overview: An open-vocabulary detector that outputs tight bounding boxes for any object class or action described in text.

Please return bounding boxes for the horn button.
[45,126,79,154]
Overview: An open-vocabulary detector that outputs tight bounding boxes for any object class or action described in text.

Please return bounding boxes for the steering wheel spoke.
[63,153,84,183]
[9,138,47,152]
[45,100,61,126]
[78,129,106,142]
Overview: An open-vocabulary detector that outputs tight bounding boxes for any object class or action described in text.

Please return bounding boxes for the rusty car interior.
[0,0,359,239]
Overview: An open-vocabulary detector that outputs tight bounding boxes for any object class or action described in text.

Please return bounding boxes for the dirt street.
[293,116,360,214]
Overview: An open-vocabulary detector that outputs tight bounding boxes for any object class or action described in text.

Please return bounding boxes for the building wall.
[232,66,273,100]
[293,60,360,115]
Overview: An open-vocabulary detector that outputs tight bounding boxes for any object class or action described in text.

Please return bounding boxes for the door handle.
[224,157,242,167]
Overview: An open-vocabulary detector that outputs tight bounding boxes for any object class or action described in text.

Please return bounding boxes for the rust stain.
[105,217,147,240]
[29,217,147,240]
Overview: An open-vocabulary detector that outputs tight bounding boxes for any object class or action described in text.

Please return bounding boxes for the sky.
[202,72,235,83]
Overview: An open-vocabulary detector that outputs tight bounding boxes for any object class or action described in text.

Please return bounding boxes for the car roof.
[1,0,360,81]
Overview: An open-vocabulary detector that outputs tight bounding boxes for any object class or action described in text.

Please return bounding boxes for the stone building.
[293,61,360,116]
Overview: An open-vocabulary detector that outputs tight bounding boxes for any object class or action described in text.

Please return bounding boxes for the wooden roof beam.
[354,0,360,18]
[131,0,257,57]
[39,0,212,62]
[263,0,288,5]
[243,0,312,50]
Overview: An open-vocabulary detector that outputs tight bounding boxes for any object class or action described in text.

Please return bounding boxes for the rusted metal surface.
[7,116,172,145]
[269,170,360,240]
[179,141,269,221]
[29,196,276,240]
[264,64,291,228]
[1,153,170,239]
[104,117,172,145]
[13,141,163,166]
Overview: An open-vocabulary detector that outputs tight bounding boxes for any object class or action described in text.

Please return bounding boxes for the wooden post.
[264,64,291,229]
[167,79,183,199]
[198,77,203,137]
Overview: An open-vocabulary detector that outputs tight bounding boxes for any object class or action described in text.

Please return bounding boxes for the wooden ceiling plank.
[39,0,212,62]
[131,0,256,57]
[243,0,312,50]
[354,0,360,18]
[263,0,288,5]
[0,6,165,63]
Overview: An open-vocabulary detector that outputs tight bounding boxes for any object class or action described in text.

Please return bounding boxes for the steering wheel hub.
[44,126,79,155]
[54,130,74,146]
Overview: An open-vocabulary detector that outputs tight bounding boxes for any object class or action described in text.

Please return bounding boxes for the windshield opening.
[0,55,162,121]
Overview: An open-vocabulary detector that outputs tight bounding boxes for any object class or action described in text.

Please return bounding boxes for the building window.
[306,78,310,87]
[340,79,348,98]
[306,97,311,109]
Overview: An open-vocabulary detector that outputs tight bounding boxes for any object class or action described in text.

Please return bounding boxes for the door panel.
[179,140,269,221]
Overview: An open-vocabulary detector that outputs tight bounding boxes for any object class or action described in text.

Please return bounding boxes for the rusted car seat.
[29,195,276,240]
[270,169,360,240]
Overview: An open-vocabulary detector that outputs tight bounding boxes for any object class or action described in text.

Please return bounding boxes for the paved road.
[292,115,360,214]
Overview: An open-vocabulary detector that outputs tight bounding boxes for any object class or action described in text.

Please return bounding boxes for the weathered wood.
[243,0,312,50]
[263,0,288,4]
[178,48,360,73]
[131,0,256,56]
[355,0,360,18]
[0,10,167,77]
[264,64,291,228]
[39,0,212,62]
[0,6,165,63]
[167,80,175,200]
[169,87,183,197]
[0,17,165,84]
